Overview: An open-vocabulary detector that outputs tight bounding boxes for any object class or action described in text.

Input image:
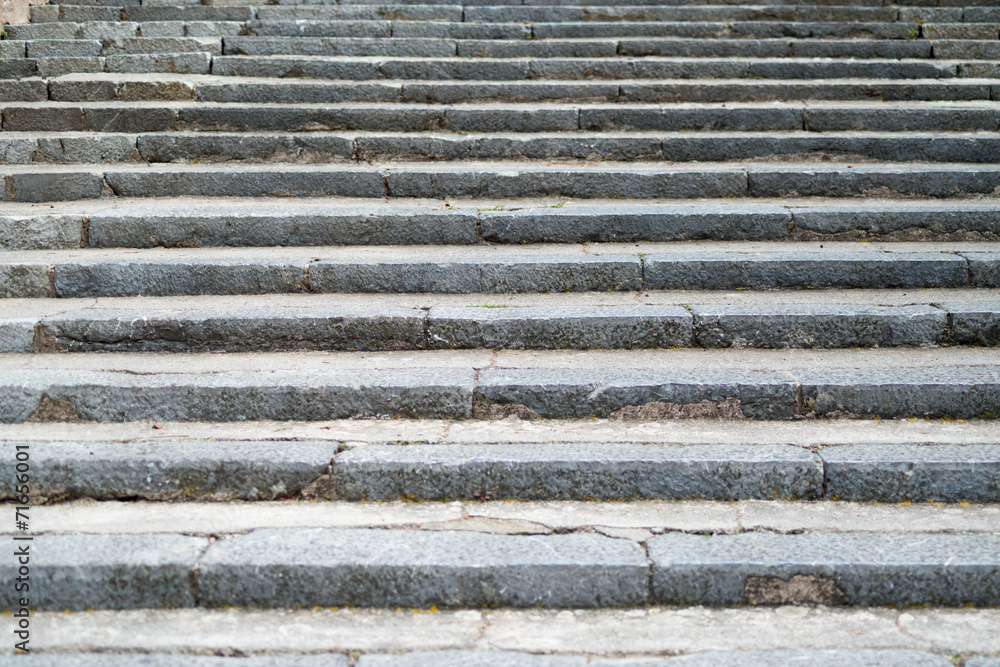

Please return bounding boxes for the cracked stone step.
[0,439,337,501]
[649,531,1000,607]
[4,201,999,250]
[7,163,1000,202]
[3,249,995,298]
[10,102,1000,134]
[314,442,825,501]
[8,131,1000,165]
[0,368,475,422]
[3,364,997,422]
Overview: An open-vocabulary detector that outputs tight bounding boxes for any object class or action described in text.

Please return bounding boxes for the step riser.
[2,367,998,422]
[6,303,981,352]
[2,530,997,610]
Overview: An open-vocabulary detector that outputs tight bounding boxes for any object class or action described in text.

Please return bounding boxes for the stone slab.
[198,528,648,608]
[323,442,823,501]
[0,214,83,250]
[0,319,35,353]
[649,532,1000,607]
[945,302,1000,346]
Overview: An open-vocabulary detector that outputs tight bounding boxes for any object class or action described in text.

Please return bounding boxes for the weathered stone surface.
[822,444,1000,503]
[0,368,474,422]
[662,651,953,667]
[476,368,798,420]
[649,532,1000,607]
[480,205,789,243]
[0,657,347,666]
[87,206,476,247]
[428,305,691,349]
[104,166,385,197]
[690,305,947,348]
[0,534,206,610]
[311,255,642,294]
[0,440,336,501]
[791,205,1000,235]
[4,171,105,202]
[644,252,967,290]
[199,528,648,608]
[53,259,309,297]
[799,367,1000,419]
[323,443,822,501]
[0,262,53,298]
[106,52,212,74]
[0,319,35,353]
[962,252,1000,288]
[40,307,427,352]
[945,302,1000,346]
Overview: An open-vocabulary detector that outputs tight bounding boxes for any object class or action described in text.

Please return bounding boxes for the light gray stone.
[649,532,1000,606]
[27,39,102,58]
[799,367,1000,420]
[106,52,212,74]
[690,305,947,348]
[0,319,35,353]
[358,652,590,667]
[662,651,953,667]
[39,307,427,352]
[0,534,206,610]
[821,444,1000,503]
[310,255,642,294]
[3,22,79,40]
[79,21,140,39]
[0,368,474,422]
[324,443,823,501]
[36,56,105,77]
[198,528,648,608]
[0,440,336,501]
[475,368,798,420]
[34,136,138,163]
[53,258,309,297]
[428,305,692,350]
[0,657,348,667]
[643,252,968,290]
[246,19,391,38]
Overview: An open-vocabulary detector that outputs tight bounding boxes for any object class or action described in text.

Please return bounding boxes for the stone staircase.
[1,0,1000,663]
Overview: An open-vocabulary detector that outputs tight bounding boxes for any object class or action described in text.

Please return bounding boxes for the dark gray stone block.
[792,205,1000,235]
[481,205,789,244]
[945,302,1000,345]
[199,528,648,608]
[749,166,1000,198]
[223,36,455,57]
[476,368,798,420]
[326,442,823,501]
[177,104,439,132]
[0,440,336,501]
[649,532,1000,606]
[53,258,309,297]
[644,252,967,290]
[822,444,1000,503]
[690,305,947,348]
[963,252,1000,287]
[310,255,642,294]
[40,306,427,351]
[804,107,1000,132]
[196,81,401,103]
[799,367,1000,419]
[210,56,378,79]
[4,171,105,202]
[579,105,802,132]
[0,368,474,422]
[104,166,385,197]
[428,305,691,349]
[0,534,206,610]
[137,134,355,163]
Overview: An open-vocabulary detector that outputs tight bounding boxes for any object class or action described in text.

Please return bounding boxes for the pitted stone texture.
[476,368,797,420]
[962,253,1000,288]
[104,167,385,198]
[799,367,1000,420]
[644,252,967,290]
[0,369,474,423]
[821,444,1000,503]
[0,263,53,298]
[4,171,105,202]
[311,256,642,294]
[791,205,1000,236]
[87,206,476,247]
[0,440,335,502]
[690,305,946,349]
[945,302,1000,346]
[199,528,648,608]
[649,532,1000,607]
[748,166,1000,198]
[0,319,35,353]
[53,259,309,297]
[428,305,691,350]
[0,534,206,610]
[480,206,790,244]
[40,307,427,352]
[662,651,953,667]
[0,214,84,250]
[0,657,347,666]
[323,443,822,501]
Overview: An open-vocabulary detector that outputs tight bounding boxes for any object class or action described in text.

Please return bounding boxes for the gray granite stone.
[0,319,35,353]
[325,443,823,501]
[649,532,1000,606]
[199,528,648,608]
[945,302,1000,345]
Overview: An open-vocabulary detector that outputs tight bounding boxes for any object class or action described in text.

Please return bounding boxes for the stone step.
[1,356,999,421]
[0,527,997,609]
[5,200,997,250]
[5,130,1000,164]
[7,301,993,352]
[6,439,1000,503]
[8,75,991,104]
[5,163,1000,201]
[3,243,998,297]
[5,101,999,133]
